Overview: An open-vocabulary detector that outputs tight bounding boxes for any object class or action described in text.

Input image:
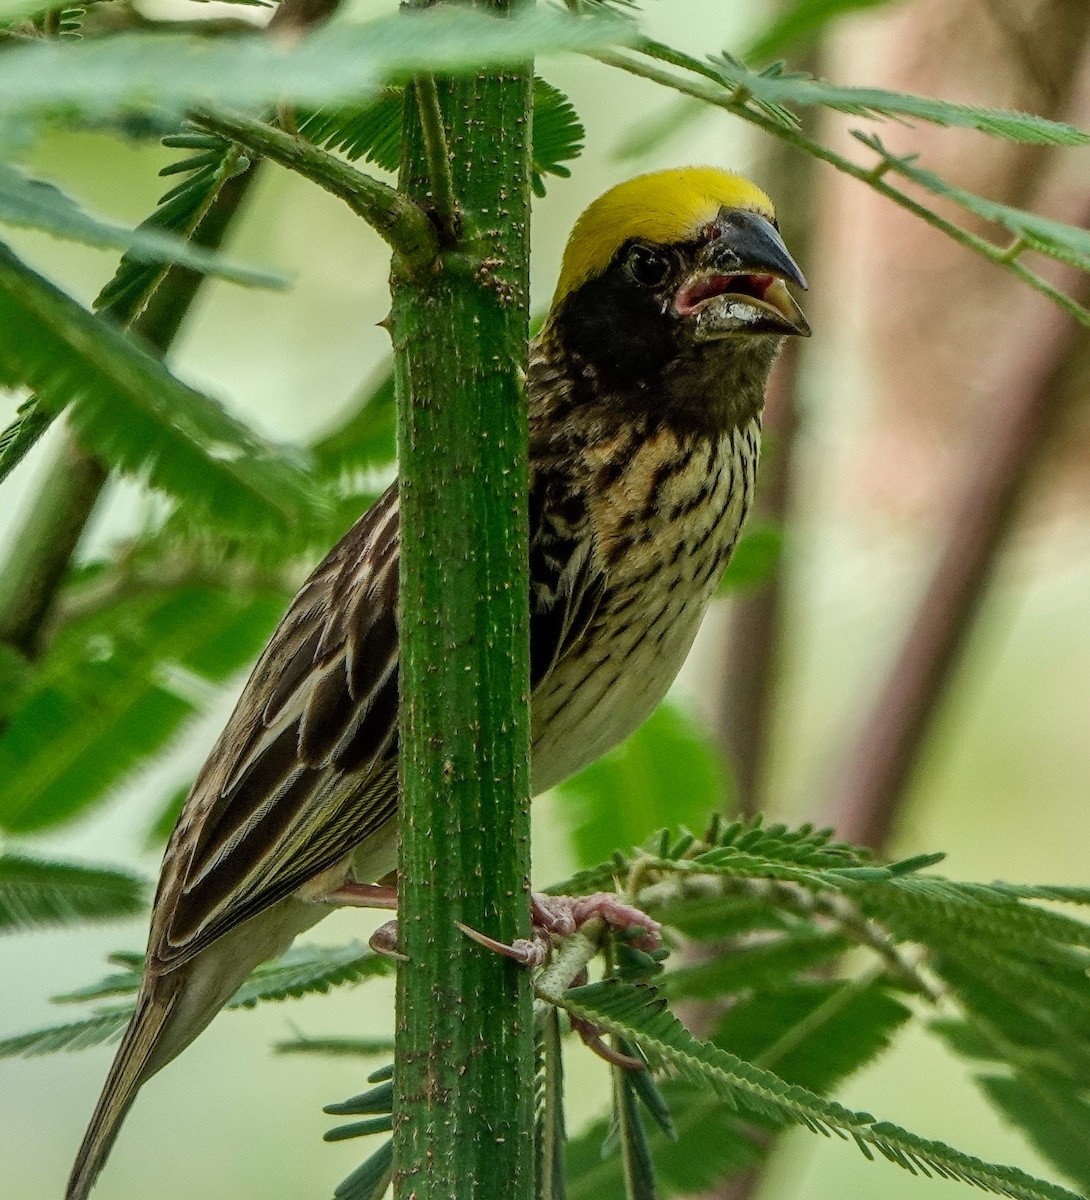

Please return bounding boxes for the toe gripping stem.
[459,891,662,1070]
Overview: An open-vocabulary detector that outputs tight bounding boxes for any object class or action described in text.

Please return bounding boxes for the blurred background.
[2,1,1089,1198]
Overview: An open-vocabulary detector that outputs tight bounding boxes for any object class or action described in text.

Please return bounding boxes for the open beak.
[677,209,810,340]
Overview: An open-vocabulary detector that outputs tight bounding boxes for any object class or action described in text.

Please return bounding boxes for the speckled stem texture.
[390,6,535,1199]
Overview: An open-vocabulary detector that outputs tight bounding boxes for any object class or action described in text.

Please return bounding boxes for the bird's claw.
[569,1017,645,1070]
[457,891,661,965]
[368,919,408,960]
[455,921,551,966]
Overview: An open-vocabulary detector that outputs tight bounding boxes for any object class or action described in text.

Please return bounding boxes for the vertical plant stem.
[0,443,106,656]
[391,5,535,1199]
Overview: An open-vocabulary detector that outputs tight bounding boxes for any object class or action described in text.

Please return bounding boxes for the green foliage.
[0,855,146,932]
[228,940,394,1007]
[978,1074,1090,1194]
[298,76,584,198]
[334,1139,394,1200]
[1,940,394,1059]
[0,394,52,484]
[275,1035,396,1058]
[3,4,1090,1200]
[95,132,252,318]
[310,367,397,483]
[556,980,1082,1200]
[0,7,630,138]
[854,131,1090,270]
[0,583,285,832]
[708,57,1088,146]
[0,1008,131,1058]
[717,523,782,593]
[534,807,1090,1198]
[744,0,896,63]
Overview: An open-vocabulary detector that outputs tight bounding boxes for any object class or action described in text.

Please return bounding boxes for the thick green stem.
[391,14,534,1200]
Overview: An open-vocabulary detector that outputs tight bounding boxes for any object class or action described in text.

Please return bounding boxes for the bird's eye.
[624,244,671,287]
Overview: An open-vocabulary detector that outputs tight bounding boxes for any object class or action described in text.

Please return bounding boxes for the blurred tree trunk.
[818,0,1090,848]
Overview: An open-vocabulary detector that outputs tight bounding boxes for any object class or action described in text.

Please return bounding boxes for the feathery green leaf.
[96,134,254,319]
[0,8,630,133]
[0,855,146,933]
[310,366,397,482]
[0,584,283,832]
[554,981,1084,1200]
[664,930,852,1001]
[0,394,52,485]
[275,1035,396,1057]
[554,703,728,868]
[978,1074,1090,1193]
[0,242,325,535]
[2,941,393,1059]
[227,940,394,1008]
[744,0,894,63]
[298,75,583,198]
[854,132,1090,270]
[0,161,277,287]
[707,57,1089,146]
[612,1054,660,1199]
[0,1008,130,1058]
[717,523,782,593]
[334,1139,394,1200]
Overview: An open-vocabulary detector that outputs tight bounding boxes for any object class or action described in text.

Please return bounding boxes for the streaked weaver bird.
[69,166,809,1199]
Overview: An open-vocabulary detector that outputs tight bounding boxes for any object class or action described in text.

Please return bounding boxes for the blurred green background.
[3,1,1090,1198]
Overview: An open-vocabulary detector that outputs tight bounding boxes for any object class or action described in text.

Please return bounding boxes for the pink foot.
[531,891,661,951]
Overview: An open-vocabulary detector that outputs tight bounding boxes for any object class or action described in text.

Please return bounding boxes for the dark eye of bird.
[624,244,671,288]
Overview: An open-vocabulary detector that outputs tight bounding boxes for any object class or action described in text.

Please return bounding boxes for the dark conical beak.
[704,209,807,290]
[678,208,810,340]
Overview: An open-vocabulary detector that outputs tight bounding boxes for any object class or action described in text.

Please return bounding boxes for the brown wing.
[150,487,402,969]
[148,474,604,971]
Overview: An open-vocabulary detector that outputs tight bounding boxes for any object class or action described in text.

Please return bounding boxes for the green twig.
[0,440,106,657]
[191,108,440,274]
[411,75,458,238]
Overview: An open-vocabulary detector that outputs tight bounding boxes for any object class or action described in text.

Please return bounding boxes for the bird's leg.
[323,881,399,909]
[321,881,403,957]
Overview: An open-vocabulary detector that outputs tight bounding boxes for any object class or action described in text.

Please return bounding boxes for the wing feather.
[152,488,403,968]
[150,472,605,970]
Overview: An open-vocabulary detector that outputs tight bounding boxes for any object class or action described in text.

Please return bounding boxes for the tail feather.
[66,986,177,1200]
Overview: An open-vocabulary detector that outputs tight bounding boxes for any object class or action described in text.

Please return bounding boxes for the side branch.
[192,108,440,273]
